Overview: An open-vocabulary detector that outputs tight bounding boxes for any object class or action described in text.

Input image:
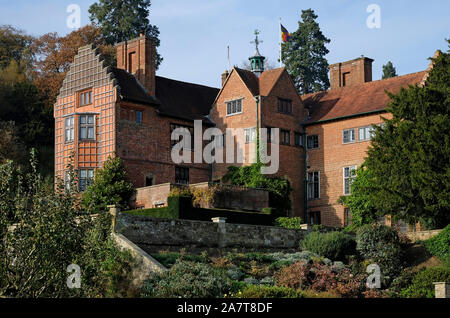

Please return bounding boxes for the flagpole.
[279,17,282,68]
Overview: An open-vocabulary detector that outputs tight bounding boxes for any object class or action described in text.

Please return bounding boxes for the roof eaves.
[303,109,387,126]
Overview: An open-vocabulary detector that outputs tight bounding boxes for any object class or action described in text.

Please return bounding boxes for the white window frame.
[79,114,96,141]
[245,127,256,143]
[64,116,74,143]
[343,128,355,143]
[79,169,94,191]
[343,165,357,195]
[358,126,374,141]
[226,98,243,116]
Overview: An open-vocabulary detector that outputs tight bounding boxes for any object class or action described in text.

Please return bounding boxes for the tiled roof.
[233,67,286,97]
[111,67,219,122]
[302,71,427,124]
[155,76,219,122]
[111,67,159,105]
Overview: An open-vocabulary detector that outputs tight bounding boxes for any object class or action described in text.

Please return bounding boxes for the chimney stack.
[115,34,156,96]
[221,70,229,87]
[329,56,374,89]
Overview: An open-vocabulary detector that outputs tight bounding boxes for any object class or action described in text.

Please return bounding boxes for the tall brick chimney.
[116,34,156,96]
[221,70,229,87]
[329,56,374,89]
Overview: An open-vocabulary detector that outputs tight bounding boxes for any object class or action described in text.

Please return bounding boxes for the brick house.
[55,33,429,227]
[54,34,218,191]
[302,57,427,226]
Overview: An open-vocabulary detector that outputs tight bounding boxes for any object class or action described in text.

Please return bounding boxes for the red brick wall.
[329,57,373,89]
[116,100,210,188]
[305,113,392,227]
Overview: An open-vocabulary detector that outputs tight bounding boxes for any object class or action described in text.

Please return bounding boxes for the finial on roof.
[249,29,265,77]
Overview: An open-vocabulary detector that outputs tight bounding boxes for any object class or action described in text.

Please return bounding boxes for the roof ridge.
[155,75,219,90]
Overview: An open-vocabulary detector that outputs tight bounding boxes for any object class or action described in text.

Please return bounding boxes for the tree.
[0,153,136,297]
[33,25,114,106]
[364,44,450,228]
[89,0,162,69]
[82,156,135,213]
[338,165,380,227]
[281,9,330,94]
[382,61,397,79]
[0,25,34,70]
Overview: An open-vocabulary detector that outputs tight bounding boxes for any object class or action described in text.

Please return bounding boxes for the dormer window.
[78,89,92,106]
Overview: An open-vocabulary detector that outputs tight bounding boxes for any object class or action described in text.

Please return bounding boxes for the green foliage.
[82,156,135,213]
[141,260,231,298]
[281,9,330,94]
[88,0,162,69]
[364,45,450,228]
[0,25,34,69]
[382,61,397,79]
[123,206,174,219]
[0,153,136,297]
[301,231,356,261]
[274,217,302,229]
[222,163,292,216]
[425,224,450,263]
[338,165,379,227]
[356,224,403,283]
[400,267,450,298]
[239,285,304,298]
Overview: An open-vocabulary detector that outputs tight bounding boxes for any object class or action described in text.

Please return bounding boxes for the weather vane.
[251,29,263,55]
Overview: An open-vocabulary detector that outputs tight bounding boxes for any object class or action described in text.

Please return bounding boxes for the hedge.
[123,196,275,226]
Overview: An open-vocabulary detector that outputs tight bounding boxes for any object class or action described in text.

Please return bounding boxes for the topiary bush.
[400,267,450,298]
[141,260,231,298]
[356,224,404,285]
[425,224,450,264]
[300,231,356,261]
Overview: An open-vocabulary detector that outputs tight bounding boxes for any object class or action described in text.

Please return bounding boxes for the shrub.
[141,260,231,298]
[150,252,207,268]
[275,261,365,298]
[356,224,403,284]
[425,224,450,263]
[274,217,302,229]
[239,285,304,298]
[400,267,450,298]
[301,231,356,261]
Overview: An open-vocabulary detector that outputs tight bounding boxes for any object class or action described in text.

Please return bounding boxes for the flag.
[281,24,291,43]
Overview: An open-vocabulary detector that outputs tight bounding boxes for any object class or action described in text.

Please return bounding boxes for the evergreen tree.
[382,61,397,79]
[89,0,162,69]
[281,9,330,94]
[364,44,449,228]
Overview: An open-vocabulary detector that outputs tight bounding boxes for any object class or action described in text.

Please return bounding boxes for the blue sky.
[1,0,449,88]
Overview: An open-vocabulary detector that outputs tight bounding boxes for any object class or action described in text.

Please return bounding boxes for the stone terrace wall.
[131,183,173,209]
[116,213,305,250]
[405,229,442,242]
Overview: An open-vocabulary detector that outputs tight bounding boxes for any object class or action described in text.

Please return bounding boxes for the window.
[145,176,154,187]
[358,126,374,141]
[226,99,242,115]
[294,132,303,147]
[136,110,143,124]
[79,90,92,106]
[245,127,256,143]
[79,115,95,140]
[307,171,320,199]
[343,129,355,143]
[278,98,292,114]
[170,124,194,149]
[64,116,74,142]
[79,169,94,191]
[342,72,350,87]
[175,166,189,185]
[344,208,352,226]
[307,135,319,149]
[280,130,290,145]
[309,211,321,225]
[215,133,225,148]
[343,165,357,195]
